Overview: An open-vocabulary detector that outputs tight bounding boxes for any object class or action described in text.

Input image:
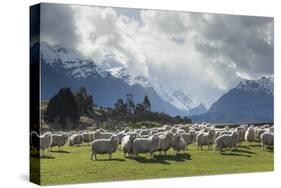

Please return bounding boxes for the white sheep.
[196,129,216,150]
[50,133,68,150]
[133,135,160,158]
[255,129,266,142]
[39,132,53,154]
[158,131,173,155]
[90,135,119,160]
[172,133,186,155]
[139,129,150,136]
[260,132,274,150]
[69,134,83,146]
[93,130,113,140]
[116,131,127,144]
[236,126,245,142]
[82,132,93,144]
[121,132,137,157]
[215,131,239,153]
[245,127,255,142]
[180,132,194,150]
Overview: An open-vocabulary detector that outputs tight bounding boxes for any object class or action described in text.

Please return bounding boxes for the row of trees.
[43,87,192,131]
[113,94,151,115]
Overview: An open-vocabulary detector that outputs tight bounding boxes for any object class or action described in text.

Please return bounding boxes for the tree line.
[42,87,191,131]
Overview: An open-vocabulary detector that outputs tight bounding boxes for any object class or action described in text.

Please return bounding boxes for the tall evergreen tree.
[143,95,151,111]
[126,93,135,114]
[114,98,127,114]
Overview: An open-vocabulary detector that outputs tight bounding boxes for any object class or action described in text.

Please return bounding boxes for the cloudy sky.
[39,3,274,107]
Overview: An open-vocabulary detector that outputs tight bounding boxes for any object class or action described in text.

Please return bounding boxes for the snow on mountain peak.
[237,76,273,95]
[39,42,109,79]
[38,42,201,113]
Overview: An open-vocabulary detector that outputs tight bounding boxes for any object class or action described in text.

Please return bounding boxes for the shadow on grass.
[155,153,192,162]
[134,156,171,164]
[50,150,71,154]
[263,147,274,152]
[221,152,252,157]
[233,149,256,154]
[249,144,262,148]
[93,158,126,162]
[237,145,251,150]
[39,155,56,159]
[132,153,192,164]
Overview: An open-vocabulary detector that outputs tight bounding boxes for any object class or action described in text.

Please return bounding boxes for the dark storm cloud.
[40,3,78,48]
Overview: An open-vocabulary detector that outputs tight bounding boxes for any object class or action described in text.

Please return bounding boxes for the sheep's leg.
[90,152,94,160]
[58,146,60,151]
[109,153,112,160]
[95,154,97,160]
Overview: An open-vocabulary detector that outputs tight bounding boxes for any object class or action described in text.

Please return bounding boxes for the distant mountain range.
[35,42,201,116]
[192,77,273,123]
[33,42,273,123]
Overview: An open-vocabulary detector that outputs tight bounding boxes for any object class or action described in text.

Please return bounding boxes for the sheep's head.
[110,135,119,145]
[129,133,137,142]
[151,135,160,145]
[124,127,130,133]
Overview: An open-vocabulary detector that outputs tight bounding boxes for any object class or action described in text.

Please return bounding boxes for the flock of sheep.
[30,123,274,160]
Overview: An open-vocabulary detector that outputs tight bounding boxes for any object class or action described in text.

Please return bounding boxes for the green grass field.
[30,142,273,185]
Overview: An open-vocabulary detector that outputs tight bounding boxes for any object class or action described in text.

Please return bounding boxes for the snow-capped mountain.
[107,66,200,113]
[236,76,273,95]
[40,42,109,79]
[192,77,273,123]
[36,42,191,116]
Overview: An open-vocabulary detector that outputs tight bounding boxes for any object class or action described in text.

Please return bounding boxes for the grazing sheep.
[196,129,216,150]
[158,131,173,155]
[245,127,256,142]
[170,127,178,133]
[215,131,239,153]
[180,132,194,149]
[69,134,83,146]
[172,133,186,155]
[224,126,230,131]
[116,131,127,144]
[255,129,266,142]
[124,127,130,133]
[133,135,160,158]
[39,132,53,154]
[236,126,246,142]
[180,124,190,133]
[51,133,69,150]
[121,132,137,157]
[157,127,166,133]
[93,130,113,140]
[82,132,93,144]
[260,132,274,150]
[91,135,119,160]
[219,131,232,136]
[139,129,150,136]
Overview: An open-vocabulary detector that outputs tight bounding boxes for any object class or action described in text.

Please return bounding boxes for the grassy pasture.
[30,142,273,185]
